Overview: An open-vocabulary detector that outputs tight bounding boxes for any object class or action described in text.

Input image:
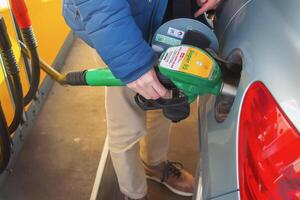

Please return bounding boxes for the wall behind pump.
[0,0,70,124]
[25,0,70,81]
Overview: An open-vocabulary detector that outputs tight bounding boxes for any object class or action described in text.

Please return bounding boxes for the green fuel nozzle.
[71,45,225,100]
[71,45,237,100]
[62,45,233,122]
[65,68,124,87]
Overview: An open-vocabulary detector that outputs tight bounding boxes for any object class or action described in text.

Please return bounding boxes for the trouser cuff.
[120,186,147,200]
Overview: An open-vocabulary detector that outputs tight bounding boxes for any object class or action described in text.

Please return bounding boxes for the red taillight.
[239,81,300,200]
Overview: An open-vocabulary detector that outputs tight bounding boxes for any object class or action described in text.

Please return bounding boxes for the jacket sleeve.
[72,0,156,84]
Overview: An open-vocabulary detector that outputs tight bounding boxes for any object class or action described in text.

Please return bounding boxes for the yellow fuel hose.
[19,41,67,85]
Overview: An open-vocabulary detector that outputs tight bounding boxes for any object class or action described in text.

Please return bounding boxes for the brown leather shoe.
[144,161,194,197]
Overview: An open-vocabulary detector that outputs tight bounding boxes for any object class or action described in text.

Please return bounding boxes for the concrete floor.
[0,38,200,200]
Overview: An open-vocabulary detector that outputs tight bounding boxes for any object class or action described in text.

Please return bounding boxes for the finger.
[194,3,210,17]
[196,0,206,6]
[148,86,161,100]
[152,81,170,98]
[140,70,166,99]
[140,91,152,100]
[128,83,151,99]
[133,79,155,99]
[137,81,161,100]
[150,70,171,98]
[136,84,153,100]
[194,1,214,17]
[214,0,222,8]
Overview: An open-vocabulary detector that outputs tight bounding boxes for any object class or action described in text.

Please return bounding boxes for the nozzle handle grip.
[65,68,123,86]
[84,68,123,86]
[10,0,31,29]
[134,89,190,122]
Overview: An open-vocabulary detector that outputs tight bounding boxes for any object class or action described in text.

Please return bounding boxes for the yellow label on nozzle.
[160,46,214,78]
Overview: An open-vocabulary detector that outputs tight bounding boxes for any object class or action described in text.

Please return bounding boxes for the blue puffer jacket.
[63,0,168,84]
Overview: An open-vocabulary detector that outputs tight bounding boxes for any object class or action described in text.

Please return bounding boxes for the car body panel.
[199,0,300,199]
[214,0,251,40]
[211,191,239,200]
[220,0,300,131]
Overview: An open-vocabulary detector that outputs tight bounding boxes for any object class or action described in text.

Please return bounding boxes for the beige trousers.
[92,49,172,198]
[106,87,171,199]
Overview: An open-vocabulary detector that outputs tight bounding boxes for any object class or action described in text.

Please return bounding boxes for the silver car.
[195,0,300,199]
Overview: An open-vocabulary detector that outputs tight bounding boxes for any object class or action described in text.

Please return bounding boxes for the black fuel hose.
[0,103,11,173]
[10,0,40,105]
[12,14,32,81]
[21,27,40,106]
[0,15,24,134]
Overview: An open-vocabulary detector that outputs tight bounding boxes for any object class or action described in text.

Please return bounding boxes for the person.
[63,0,221,199]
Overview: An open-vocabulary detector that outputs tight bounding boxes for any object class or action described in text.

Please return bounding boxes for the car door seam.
[208,189,239,199]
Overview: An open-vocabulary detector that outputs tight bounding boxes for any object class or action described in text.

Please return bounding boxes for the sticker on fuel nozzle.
[155,34,182,46]
[167,27,185,39]
[159,46,214,78]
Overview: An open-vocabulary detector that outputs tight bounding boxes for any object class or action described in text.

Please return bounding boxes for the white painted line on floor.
[90,136,109,200]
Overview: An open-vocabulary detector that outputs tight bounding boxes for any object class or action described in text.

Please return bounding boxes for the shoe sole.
[146,175,193,197]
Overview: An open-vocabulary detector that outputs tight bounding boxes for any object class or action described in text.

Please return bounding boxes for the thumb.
[152,76,171,98]
[196,0,207,6]
[194,1,214,17]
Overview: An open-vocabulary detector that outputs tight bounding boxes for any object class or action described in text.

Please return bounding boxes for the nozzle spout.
[220,83,237,97]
